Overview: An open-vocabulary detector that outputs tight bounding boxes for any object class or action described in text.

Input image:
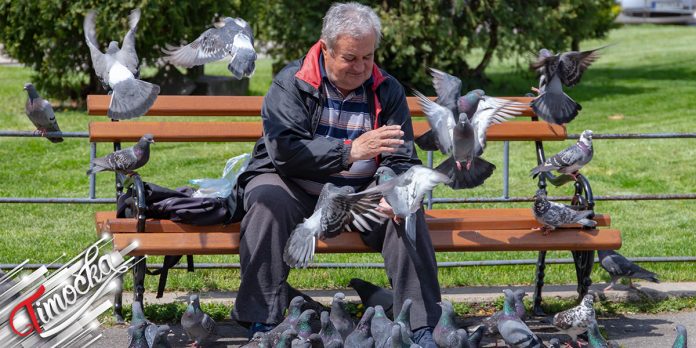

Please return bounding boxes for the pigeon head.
[107,41,120,54]
[23,83,40,99]
[458,89,485,116]
[374,166,397,184]
[579,130,593,146]
[140,133,155,144]
[333,292,346,301]
[533,189,550,213]
[188,294,201,312]
[539,48,553,58]
[513,289,527,301]
[581,294,595,307]
[437,300,454,314]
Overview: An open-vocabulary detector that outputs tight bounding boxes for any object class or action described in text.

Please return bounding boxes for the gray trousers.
[232,173,442,329]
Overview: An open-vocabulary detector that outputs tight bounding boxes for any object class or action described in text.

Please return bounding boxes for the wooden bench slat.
[110,228,621,255]
[88,120,566,143]
[87,95,536,117]
[95,209,610,234]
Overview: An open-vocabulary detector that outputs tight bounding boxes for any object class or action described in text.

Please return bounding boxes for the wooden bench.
[87,95,621,319]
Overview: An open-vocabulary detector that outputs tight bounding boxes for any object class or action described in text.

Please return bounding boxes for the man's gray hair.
[321,2,382,52]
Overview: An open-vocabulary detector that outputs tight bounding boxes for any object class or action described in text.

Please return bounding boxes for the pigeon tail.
[530,163,558,178]
[283,223,316,269]
[414,130,441,151]
[228,48,257,79]
[404,213,416,245]
[531,91,581,125]
[436,156,495,189]
[108,79,160,120]
[577,218,597,228]
[86,159,110,175]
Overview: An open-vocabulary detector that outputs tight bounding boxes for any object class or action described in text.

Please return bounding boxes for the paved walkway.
[95,281,696,347]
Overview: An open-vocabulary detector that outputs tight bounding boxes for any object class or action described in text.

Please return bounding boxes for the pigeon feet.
[531,86,541,95]
[532,226,553,235]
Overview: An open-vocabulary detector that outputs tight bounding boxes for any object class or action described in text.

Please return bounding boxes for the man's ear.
[320,39,329,55]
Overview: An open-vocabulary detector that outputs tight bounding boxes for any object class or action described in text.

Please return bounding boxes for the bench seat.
[95,209,619,256]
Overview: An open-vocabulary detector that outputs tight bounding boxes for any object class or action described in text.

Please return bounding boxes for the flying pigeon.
[597,249,660,290]
[434,300,470,348]
[552,294,596,345]
[497,289,544,348]
[530,46,607,124]
[374,165,451,244]
[394,298,413,334]
[181,294,219,347]
[23,83,62,143]
[672,324,687,348]
[128,301,150,348]
[586,321,620,348]
[482,288,527,334]
[329,292,354,340]
[532,189,596,235]
[86,133,154,176]
[84,9,160,120]
[348,278,394,319]
[344,306,375,348]
[531,130,593,181]
[283,182,387,268]
[371,305,394,348]
[319,311,343,348]
[414,70,525,189]
[163,17,257,79]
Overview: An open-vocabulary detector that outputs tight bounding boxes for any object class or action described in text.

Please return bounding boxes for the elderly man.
[232,3,441,345]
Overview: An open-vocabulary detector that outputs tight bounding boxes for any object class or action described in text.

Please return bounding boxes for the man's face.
[321,33,376,95]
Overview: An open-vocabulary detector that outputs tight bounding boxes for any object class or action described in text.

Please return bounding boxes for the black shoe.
[412,326,438,348]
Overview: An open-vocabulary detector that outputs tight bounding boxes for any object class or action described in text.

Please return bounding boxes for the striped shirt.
[293,54,378,195]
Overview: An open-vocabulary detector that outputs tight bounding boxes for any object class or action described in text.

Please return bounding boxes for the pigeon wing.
[145,323,157,348]
[544,144,586,170]
[429,67,462,114]
[105,148,138,172]
[163,25,236,68]
[413,89,455,155]
[115,8,140,75]
[552,309,576,330]
[559,46,605,87]
[472,96,525,154]
[83,11,108,79]
[201,313,216,335]
[324,187,385,236]
[530,50,560,79]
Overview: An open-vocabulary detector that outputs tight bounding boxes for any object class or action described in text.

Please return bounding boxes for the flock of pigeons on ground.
[14,8,683,348]
[126,278,686,347]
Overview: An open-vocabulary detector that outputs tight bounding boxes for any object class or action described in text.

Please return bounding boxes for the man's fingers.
[377,146,398,153]
[377,129,404,139]
[382,138,404,146]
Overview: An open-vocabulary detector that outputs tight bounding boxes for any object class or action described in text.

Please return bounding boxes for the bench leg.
[133,255,146,303]
[532,250,547,316]
[572,250,595,300]
[113,273,125,323]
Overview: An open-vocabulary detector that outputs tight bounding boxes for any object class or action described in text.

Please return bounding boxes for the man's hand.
[348,125,404,163]
[376,197,398,221]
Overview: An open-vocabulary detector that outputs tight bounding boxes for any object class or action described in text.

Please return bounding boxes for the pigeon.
[532,189,596,235]
[163,17,257,79]
[385,323,420,348]
[261,296,308,346]
[84,9,160,120]
[284,182,387,268]
[86,133,154,176]
[672,324,687,348]
[277,329,299,348]
[145,324,172,348]
[467,326,484,348]
[497,289,544,348]
[597,249,660,290]
[552,294,596,345]
[413,72,525,189]
[319,311,343,348]
[348,278,394,319]
[181,294,219,347]
[530,130,593,181]
[482,288,526,335]
[529,46,606,124]
[128,301,150,348]
[434,300,473,348]
[295,310,318,340]
[548,338,561,348]
[345,306,375,348]
[23,83,62,143]
[586,321,619,348]
[372,305,394,348]
[374,165,451,243]
[292,333,324,348]
[329,292,354,340]
[394,298,413,334]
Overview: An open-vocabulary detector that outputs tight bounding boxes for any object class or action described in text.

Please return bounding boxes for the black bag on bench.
[117,181,243,297]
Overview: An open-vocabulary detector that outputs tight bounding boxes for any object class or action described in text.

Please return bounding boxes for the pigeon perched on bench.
[532,189,596,235]
[23,83,62,143]
[531,130,593,181]
[374,165,451,244]
[530,46,607,124]
[84,9,160,120]
[163,16,257,80]
[283,182,387,268]
[181,294,220,347]
[552,294,596,346]
[86,133,154,176]
[597,249,660,290]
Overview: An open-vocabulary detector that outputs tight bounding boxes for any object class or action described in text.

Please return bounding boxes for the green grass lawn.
[1,24,695,295]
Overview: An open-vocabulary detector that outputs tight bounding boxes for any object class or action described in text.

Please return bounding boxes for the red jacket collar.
[295,40,387,91]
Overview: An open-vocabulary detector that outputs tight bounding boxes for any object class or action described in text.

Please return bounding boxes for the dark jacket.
[235,41,421,204]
